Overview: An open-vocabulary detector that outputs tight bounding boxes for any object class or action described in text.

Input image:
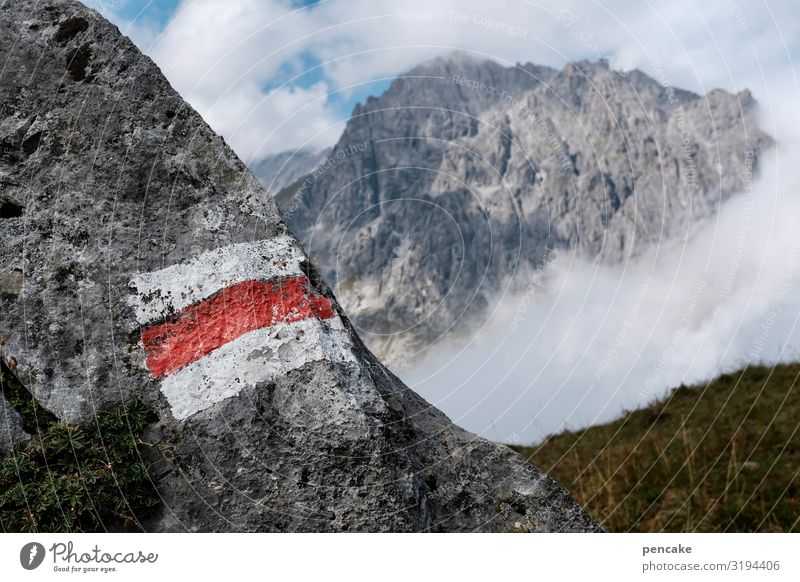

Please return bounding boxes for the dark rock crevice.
[0,199,23,218]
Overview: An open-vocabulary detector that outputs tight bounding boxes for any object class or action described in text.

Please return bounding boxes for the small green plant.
[1,364,57,434]
[0,365,161,532]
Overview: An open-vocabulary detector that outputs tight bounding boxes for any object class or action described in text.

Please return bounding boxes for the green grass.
[512,364,800,532]
[0,365,161,532]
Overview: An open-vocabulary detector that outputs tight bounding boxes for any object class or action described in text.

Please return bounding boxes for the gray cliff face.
[0,0,598,532]
[280,56,773,358]
[252,147,332,194]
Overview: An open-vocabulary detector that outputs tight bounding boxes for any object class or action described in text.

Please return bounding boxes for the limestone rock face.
[0,0,598,532]
[279,56,773,358]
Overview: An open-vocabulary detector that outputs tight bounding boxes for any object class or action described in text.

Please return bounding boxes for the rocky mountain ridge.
[252,146,332,194]
[277,55,773,359]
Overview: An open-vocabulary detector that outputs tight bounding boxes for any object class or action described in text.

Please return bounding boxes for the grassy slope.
[512,364,800,532]
[0,365,160,532]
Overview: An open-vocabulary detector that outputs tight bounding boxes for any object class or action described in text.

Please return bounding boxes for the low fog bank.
[401,130,800,444]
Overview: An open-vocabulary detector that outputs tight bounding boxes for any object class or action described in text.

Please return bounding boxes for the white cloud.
[397,0,800,443]
[404,141,800,443]
[187,80,343,164]
[112,0,799,159]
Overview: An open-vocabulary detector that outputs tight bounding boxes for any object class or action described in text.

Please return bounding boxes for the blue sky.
[109,0,324,27]
[104,0,390,109]
[100,0,181,32]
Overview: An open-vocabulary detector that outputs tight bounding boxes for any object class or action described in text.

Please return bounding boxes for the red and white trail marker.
[128,236,357,420]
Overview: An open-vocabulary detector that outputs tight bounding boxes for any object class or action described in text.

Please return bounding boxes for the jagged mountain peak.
[277,55,772,359]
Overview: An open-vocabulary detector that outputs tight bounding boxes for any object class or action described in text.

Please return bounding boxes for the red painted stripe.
[140,276,334,377]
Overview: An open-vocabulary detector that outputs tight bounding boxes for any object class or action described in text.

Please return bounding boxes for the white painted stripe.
[159,316,358,420]
[127,235,306,325]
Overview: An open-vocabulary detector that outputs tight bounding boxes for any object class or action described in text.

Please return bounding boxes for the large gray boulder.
[0,0,598,532]
[280,56,774,359]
